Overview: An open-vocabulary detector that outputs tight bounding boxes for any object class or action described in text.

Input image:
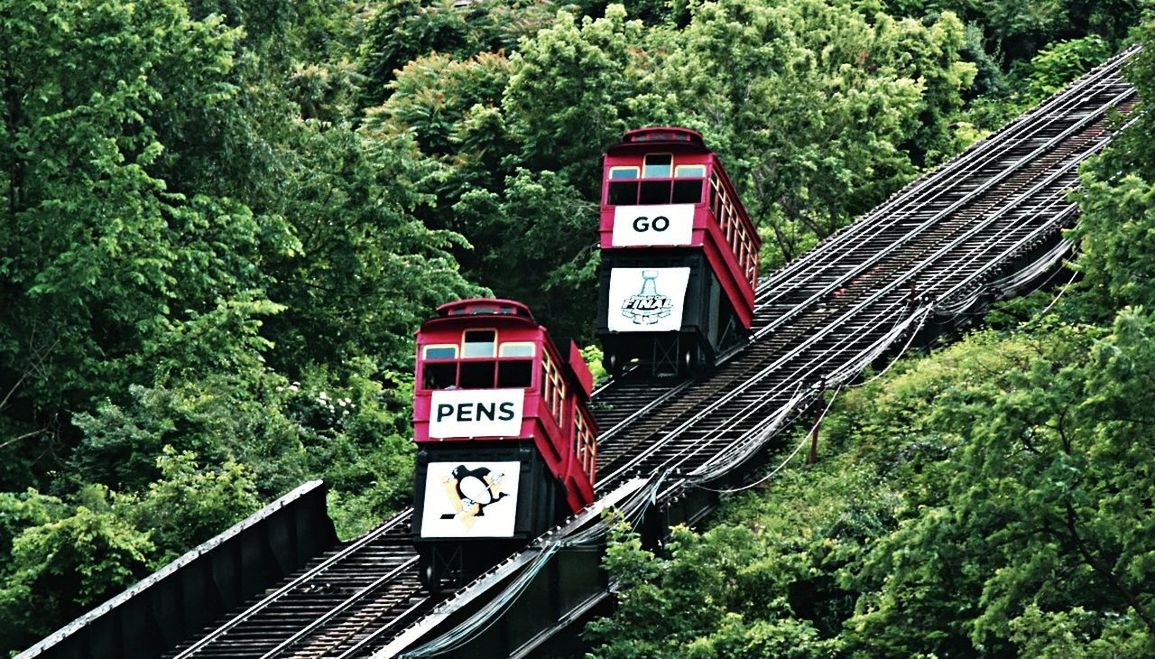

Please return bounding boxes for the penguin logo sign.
[420,461,520,538]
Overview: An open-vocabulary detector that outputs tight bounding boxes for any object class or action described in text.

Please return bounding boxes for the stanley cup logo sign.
[608,266,689,333]
[621,270,673,325]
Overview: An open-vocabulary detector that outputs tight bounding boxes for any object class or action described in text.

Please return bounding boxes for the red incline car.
[597,126,760,375]
[411,298,597,589]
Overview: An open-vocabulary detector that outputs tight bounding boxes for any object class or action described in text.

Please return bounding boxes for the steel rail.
[624,187,1075,484]
[333,591,448,659]
[368,50,1140,654]
[606,300,909,488]
[602,78,1136,491]
[260,556,420,658]
[170,511,416,658]
[586,59,1137,458]
[752,76,1134,320]
[754,82,1137,337]
[603,169,1070,486]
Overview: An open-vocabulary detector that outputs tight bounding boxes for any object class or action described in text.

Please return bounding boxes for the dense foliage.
[0,0,1145,654]
[587,13,1155,657]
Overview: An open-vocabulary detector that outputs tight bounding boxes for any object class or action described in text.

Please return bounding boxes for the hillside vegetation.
[587,20,1155,658]
[0,0,1149,654]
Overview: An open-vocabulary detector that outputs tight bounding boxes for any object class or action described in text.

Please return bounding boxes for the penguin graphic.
[440,465,510,529]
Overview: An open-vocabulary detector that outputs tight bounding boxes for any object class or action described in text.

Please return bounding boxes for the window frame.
[422,344,458,360]
[643,153,674,178]
[540,350,567,427]
[573,411,596,480]
[462,328,498,358]
[609,166,640,179]
[674,164,706,178]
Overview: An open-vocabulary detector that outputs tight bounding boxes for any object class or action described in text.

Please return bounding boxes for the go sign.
[612,203,694,246]
[632,215,670,232]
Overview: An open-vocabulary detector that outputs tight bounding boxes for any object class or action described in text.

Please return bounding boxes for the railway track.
[163,46,1141,658]
[161,512,430,659]
[594,45,1139,486]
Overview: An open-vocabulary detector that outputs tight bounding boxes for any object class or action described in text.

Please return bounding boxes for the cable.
[563,476,660,548]
[688,304,930,491]
[825,305,931,386]
[685,381,808,480]
[849,309,931,388]
[695,385,843,495]
[1035,266,1079,318]
[399,546,561,658]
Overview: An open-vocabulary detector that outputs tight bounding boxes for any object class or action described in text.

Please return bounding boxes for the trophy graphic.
[621,270,673,325]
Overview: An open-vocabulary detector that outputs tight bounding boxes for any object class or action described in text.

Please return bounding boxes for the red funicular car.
[411,298,597,588]
[597,127,760,375]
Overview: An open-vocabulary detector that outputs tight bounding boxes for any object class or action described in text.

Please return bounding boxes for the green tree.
[843,314,1155,655]
[0,0,293,483]
[362,49,518,275]
[589,456,895,657]
[881,0,1141,65]
[0,453,258,652]
[123,447,260,565]
[1069,25,1155,317]
[263,123,481,373]
[356,0,559,110]
[1016,35,1114,104]
[359,0,490,108]
[648,0,975,263]
[453,169,600,340]
[0,490,154,653]
[363,7,637,339]
[369,2,981,338]
[68,371,302,496]
[0,489,67,574]
[503,5,643,198]
[366,51,513,159]
[287,362,419,537]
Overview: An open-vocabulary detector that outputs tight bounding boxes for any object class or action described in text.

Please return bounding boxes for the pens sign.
[428,388,525,439]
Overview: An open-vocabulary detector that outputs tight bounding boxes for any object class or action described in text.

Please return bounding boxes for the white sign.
[420,461,521,538]
[428,388,524,439]
[607,267,691,332]
[611,204,695,247]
